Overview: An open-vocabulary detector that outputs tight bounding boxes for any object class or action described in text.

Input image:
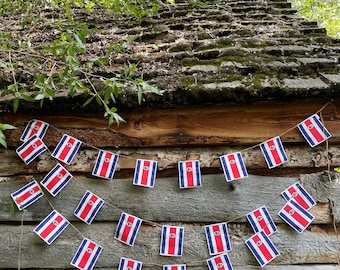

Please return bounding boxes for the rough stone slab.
[283,78,328,89]
[321,73,340,84]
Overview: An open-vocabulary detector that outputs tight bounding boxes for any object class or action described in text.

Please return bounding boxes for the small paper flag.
[92,150,119,180]
[11,180,44,211]
[281,182,316,210]
[160,225,184,257]
[70,238,102,270]
[178,160,202,188]
[16,135,47,165]
[133,159,157,188]
[74,191,104,224]
[33,210,69,245]
[115,212,142,246]
[205,222,231,255]
[206,253,233,270]
[52,134,82,165]
[118,258,142,270]
[20,119,49,142]
[260,136,288,169]
[246,206,277,236]
[220,152,248,181]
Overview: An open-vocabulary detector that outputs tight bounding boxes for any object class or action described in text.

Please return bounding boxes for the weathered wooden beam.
[0,223,339,268]
[1,142,339,177]
[1,100,339,148]
[0,174,333,224]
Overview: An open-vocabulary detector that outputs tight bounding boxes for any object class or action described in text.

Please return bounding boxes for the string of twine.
[15,100,339,268]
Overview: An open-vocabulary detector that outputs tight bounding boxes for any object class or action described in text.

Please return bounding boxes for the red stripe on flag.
[79,195,98,220]
[141,161,150,185]
[171,266,178,270]
[20,139,43,159]
[28,121,43,138]
[214,255,225,270]
[15,185,40,204]
[167,227,177,255]
[121,216,134,242]
[78,242,96,269]
[304,119,323,143]
[253,235,273,262]
[58,137,75,160]
[127,260,135,269]
[287,187,309,209]
[212,225,224,253]
[284,205,309,227]
[45,168,67,190]
[228,154,240,179]
[99,152,112,177]
[253,210,270,235]
[185,162,194,187]
[267,140,281,165]
[40,215,64,238]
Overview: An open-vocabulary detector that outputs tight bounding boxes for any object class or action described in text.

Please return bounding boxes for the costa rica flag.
[20,119,49,142]
[133,159,157,188]
[16,135,47,165]
[52,134,82,165]
[163,264,186,270]
[71,238,102,270]
[160,225,184,257]
[281,182,316,210]
[246,206,277,236]
[220,152,248,182]
[298,114,331,147]
[206,253,233,270]
[260,136,288,169]
[74,191,104,224]
[178,160,201,189]
[40,163,73,196]
[278,200,314,233]
[92,150,119,180]
[33,210,69,245]
[11,180,44,211]
[114,212,142,246]
[245,231,279,267]
[118,258,142,270]
[205,222,231,255]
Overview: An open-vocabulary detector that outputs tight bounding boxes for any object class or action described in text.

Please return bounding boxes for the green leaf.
[10,201,15,216]
[13,98,19,113]
[0,124,16,130]
[35,93,45,100]
[0,131,7,149]
[83,96,95,107]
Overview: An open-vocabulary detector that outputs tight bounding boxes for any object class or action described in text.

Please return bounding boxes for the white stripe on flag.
[41,163,73,196]
[118,257,143,270]
[278,200,314,233]
[246,205,277,236]
[33,210,69,245]
[220,152,248,182]
[297,114,331,147]
[70,238,102,270]
[245,231,279,267]
[205,222,231,255]
[260,136,288,169]
[74,191,104,224]
[160,226,184,257]
[206,253,233,270]
[281,182,316,210]
[11,180,44,211]
[16,135,47,165]
[115,212,142,246]
[20,119,49,142]
[178,160,202,189]
[92,150,119,180]
[52,134,82,165]
[133,159,157,188]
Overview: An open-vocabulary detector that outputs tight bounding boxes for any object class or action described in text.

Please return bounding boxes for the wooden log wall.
[1,99,340,269]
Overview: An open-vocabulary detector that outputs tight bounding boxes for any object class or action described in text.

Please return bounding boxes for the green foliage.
[0,123,16,149]
[0,0,168,126]
[290,0,340,39]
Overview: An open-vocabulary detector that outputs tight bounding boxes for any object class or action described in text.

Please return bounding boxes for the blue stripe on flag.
[87,246,101,270]
[129,219,141,245]
[222,224,230,250]
[74,191,91,215]
[247,215,259,233]
[298,123,315,146]
[115,213,125,239]
[53,135,67,157]
[87,200,104,223]
[108,155,118,179]
[136,262,142,270]
[66,141,81,164]
[291,200,314,220]
[41,165,60,185]
[195,161,201,186]
[25,146,46,164]
[260,143,273,168]
[12,181,36,197]
[220,156,231,181]
[236,152,247,177]
[161,226,167,254]
[52,175,72,196]
[207,260,214,270]
[72,238,87,264]
[93,151,103,175]
[150,161,157,187]
[276,138,287,161]
[247,240,265,266]
[313,115,331,137]
[179,162,185,188]
[178,228,183,256]
[47,220,69,244]
[263,207,276,232]
[133,160,141,185]
[279,212,302,233]
[260,231,278,255]
[21,193,43,209]
[205,227,214,254]
[222,254,233,270]
[296,183,315,206]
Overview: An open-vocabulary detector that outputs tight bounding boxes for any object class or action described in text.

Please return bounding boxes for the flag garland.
[12,106,332,269]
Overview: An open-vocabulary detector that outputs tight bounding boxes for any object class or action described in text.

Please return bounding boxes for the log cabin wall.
[1,0,340,269]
